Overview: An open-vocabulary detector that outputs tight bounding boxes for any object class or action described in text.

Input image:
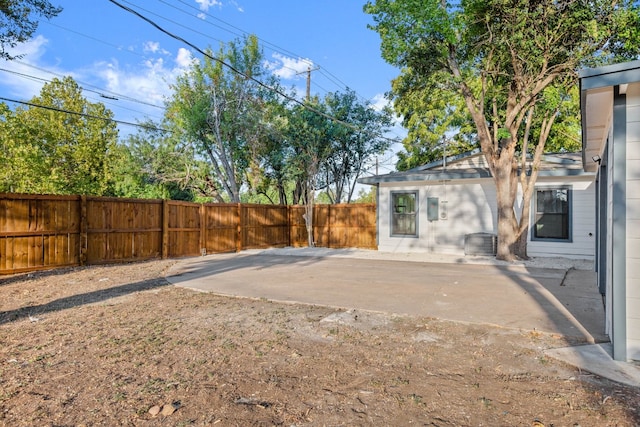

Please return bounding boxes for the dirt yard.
[0,259,639,426]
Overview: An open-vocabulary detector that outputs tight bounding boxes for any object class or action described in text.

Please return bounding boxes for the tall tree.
[0,0,62,60]
[0,76,118,195]
[287,100,333,246]
[392,70,478,170]
[107,123,194,200]
[365,0,640,260]
[320,89,393,203]
[249,97,293,205]
[166,35,275,203]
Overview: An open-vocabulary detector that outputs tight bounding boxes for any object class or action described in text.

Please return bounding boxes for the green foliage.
[0,0,62,60]
[365,0,640,258]
[354,187,376,204]
[0,77,118,195]
[391,69,478,170]
[319,88,393,202]
[106,124,194,200]
[286,99,333,198]
[365,0,640,161]
[166,34,276,202]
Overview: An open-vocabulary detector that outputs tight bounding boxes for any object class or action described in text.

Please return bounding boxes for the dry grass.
[0,260,638,426]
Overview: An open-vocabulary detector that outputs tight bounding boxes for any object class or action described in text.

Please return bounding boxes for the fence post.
[199,204,206,255]
[287,205,292,247]
[236,203,242,252]
[162,200,169,259]
[327,204,331,249]
[79,195,88,266]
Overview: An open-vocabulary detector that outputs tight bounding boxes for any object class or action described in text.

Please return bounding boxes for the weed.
[409,393,423,405]
[479,397,492,408]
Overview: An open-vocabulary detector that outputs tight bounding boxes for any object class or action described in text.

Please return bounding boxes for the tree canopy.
[365,0,640,260]
[0,76,118,195]
[0,0,62,60]
[166,35,277,203]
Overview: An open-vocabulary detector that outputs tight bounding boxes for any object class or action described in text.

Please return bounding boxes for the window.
[391,192,417,236]
[533,187,571,241]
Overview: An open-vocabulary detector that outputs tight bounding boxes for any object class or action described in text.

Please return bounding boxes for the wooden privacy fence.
[0,193,377,275]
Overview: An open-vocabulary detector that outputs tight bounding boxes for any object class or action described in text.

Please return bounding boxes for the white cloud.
[96,50,195,108]
[195,0,221,11]
[0,36,76,99]
[370,92,404,126]
[143,41,170,56]
[5,34,48,60]
[264,53,313,80]
[230,1,244,12]
[369,92,405,151]
[369,93,389,112]
[175,48,194,68]
[0,35,199,135]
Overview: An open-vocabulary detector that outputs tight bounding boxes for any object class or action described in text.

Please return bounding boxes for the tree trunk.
[493,151,519,261]
[495,179,518,261]
[513,224,529,259]
[304,180,315,247]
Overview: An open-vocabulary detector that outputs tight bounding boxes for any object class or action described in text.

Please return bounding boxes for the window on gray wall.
[532,187,571,241]
[391,192,417,236]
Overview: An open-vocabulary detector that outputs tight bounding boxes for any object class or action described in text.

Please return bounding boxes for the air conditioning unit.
[464,233,497,256]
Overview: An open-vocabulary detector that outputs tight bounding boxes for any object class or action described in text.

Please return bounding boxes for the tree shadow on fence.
[0,277,170,325]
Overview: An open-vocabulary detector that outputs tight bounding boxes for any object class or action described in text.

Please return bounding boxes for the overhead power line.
[0,66,164,111]
[12,61,165,110]
[0,95,171,133]
[108,0,400,144]
[129,0,372,103]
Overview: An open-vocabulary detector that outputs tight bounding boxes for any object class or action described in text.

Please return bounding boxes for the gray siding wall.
[626,82,640,360]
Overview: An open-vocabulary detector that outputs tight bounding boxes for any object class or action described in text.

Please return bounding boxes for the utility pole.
[295,64,320,248]
[297,65,320,101]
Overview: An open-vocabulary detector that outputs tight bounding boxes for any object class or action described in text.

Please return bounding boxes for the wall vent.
[464,233,497,256]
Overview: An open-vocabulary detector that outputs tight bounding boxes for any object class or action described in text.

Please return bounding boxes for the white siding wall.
[377,179,497,255]
[626,81,640,360]
[376,176,595,259]
[527,177,596,260]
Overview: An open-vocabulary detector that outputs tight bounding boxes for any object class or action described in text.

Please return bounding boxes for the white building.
[359,151,596,260]
[580,59,640,362]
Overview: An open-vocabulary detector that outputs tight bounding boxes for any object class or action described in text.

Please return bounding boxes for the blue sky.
[0,0,405,160]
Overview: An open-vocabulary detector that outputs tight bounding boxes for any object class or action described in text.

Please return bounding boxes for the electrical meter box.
[427,197,439,221]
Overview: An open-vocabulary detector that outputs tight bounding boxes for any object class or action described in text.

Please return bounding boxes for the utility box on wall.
[427,197,439,221]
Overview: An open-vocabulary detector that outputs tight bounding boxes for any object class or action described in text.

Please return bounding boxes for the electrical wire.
[11,61,165,110]
[143,0,367,100]
[171,0,311,64]
[128,0,321,93]
[41,1,401,141]
[0,66,165,115]
[108,0,401,144]
[0,66,166,124]
[0,95,171,133]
